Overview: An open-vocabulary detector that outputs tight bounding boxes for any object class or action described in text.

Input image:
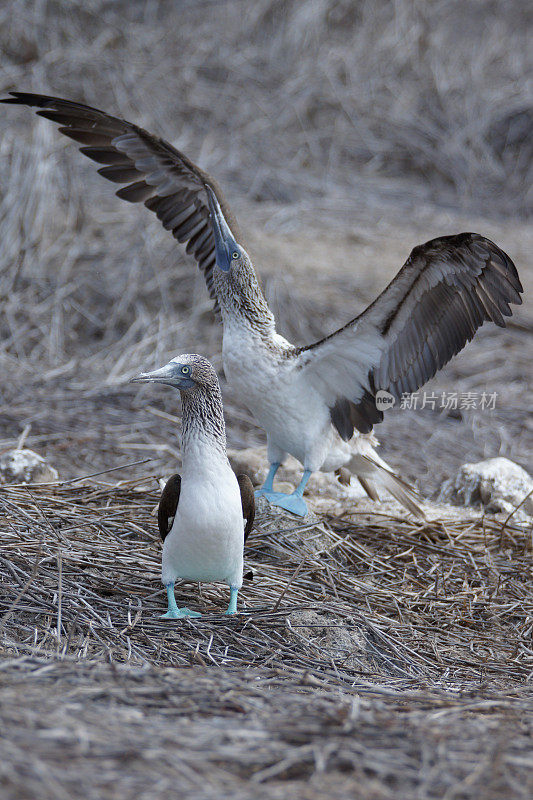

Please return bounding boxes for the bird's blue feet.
[161,607,202,619]
[161,582,201,620]
[255,462,281,498]
[256,490,308,517]
[225,586,239,615]
[255,469,312,517]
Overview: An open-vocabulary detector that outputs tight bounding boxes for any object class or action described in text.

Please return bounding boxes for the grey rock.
[0,449,59,485]
[439,457,533,517]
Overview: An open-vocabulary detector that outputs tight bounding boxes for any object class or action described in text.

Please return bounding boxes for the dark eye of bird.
[181,366,189,374]
[232,251,239,259]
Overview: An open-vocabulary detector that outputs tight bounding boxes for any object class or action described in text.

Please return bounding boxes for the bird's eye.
[181,366,190,375]
[232,251,239,260]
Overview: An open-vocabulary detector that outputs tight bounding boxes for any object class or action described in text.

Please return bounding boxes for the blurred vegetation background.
[0,0,531,488]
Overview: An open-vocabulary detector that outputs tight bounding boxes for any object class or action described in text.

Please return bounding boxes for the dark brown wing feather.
[237,474,255,542]
[299,233,522,439]
[1,92,241,312]
[158,474,181,542]
[366,233,522,399]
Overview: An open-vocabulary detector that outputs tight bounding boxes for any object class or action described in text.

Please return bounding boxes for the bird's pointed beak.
[129,363,178,387]
[205,184,237,272]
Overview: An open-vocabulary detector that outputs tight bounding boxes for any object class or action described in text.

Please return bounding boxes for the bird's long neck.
[180,384,227,469]
[214,262,277,342]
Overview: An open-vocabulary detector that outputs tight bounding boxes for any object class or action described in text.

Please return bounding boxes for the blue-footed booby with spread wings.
[131,354,254,618]
[3,93,523,517]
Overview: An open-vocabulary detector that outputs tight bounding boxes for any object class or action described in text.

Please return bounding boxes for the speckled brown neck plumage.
[180,383,227,455]
[213,257,277,342]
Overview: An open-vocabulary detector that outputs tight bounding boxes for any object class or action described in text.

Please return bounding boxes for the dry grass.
[1,657,533,800]
[0,0,531,492]
[2,657,533,800]
[1,480,532,681]
[1,481,533,799]
[2,0,531,216]
[0,1,532,797]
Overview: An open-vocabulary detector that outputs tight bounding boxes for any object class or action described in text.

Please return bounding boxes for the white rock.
[439,457,533,517]
[0,449,59,485]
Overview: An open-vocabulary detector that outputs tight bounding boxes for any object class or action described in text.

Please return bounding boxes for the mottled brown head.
[130,353,226,447]
[130,353,220,393]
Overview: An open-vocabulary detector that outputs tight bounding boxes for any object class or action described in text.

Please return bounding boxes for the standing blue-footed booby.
[131,354,254,617]
[4,94,523,517]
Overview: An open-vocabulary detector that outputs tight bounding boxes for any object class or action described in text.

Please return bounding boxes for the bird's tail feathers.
[357,476,380,501]
[349,452,426,521]
[369,460,426,521]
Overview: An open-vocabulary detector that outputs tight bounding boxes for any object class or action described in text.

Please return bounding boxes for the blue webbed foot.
[255,462,281,498]
[224,586,239,615]
[161,583,201,619]
[160,607,202,619]
[256,490,308,517]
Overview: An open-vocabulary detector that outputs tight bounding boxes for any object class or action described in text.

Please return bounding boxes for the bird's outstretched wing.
[1,92,240,310]
[158,474,181,542]
[296,233,522,439]
[237,474,255,542]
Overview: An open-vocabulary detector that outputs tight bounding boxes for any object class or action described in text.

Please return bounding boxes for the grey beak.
[205,184,238,273]
[129,363,178,386]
